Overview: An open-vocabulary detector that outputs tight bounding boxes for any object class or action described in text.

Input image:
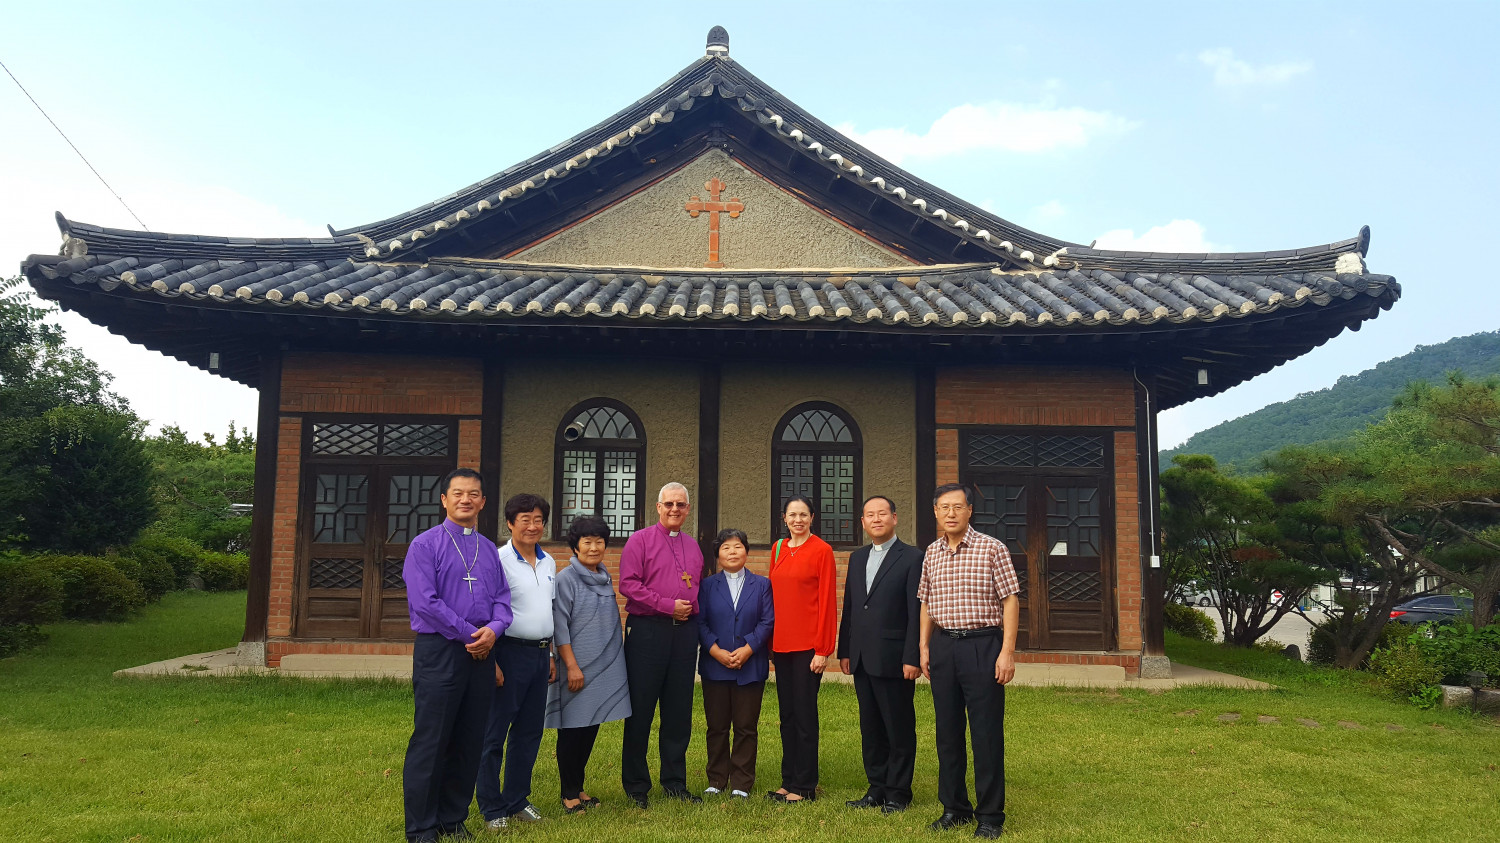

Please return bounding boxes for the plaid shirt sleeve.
[991,540,1020,601]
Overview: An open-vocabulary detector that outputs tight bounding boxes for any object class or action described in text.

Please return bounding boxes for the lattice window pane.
[312,423,379,455]
[382,557,406,590]
[819,455,856,544]
[778,454,816,511]
[309,557,364,590]
[1037,435,1105,468]
[968,434,1035,468]
[972,483,1028,551]
[313,474,368,543]
[1048,569,1102,603]
[599,450,639,535]
[572,407,638,441]
[387,474,443,543]
[383,424,451,457]
[780,409,853,443]
[1046,484,1101,557]
[559,450,599,536]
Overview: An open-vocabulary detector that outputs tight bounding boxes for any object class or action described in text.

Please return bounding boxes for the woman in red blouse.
[766,495,838,802]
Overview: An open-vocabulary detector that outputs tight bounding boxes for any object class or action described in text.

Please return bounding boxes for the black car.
[1389,594,1473,625]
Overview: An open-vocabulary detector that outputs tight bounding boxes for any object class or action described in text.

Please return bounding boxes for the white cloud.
[1198,48,1312,86]
[835,101,1136,165]
[1092,219,1221,253]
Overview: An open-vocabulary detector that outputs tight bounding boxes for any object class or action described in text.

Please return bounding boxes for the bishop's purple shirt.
[404,519,514,642]
[618,522,702,617]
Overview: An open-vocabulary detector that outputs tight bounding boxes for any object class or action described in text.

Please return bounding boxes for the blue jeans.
[475,640,550,820]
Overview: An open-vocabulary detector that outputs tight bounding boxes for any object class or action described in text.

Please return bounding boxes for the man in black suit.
[837,494,923,813]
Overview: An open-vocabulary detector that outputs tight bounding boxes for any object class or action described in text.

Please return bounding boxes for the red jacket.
[768,534,838,656]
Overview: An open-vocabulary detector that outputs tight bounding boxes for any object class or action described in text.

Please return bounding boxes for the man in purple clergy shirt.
[402,468,514,843]
[618,481,704,808]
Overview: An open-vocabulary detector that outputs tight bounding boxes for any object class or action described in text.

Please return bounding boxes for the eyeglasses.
[659,501,690,509]
[936,504,970,514]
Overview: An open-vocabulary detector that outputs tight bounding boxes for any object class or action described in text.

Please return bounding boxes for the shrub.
[1413,622,1500,687]
[124,531,204,590]
[197,552,249,591]
[1163,602,1216,641]
[1369,638,1444,703]
[108,553,174,602]
[33,554,144,622]
[0,557,64,656]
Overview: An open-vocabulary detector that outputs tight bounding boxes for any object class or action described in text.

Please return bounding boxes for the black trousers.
[853,667,917,804]
[556,724,601,800]
[403,633,494,843]
[621,614,699,796]
[772,649,822,797]
[929,630,1007,827]
[475,640,550,820]
[702,678,765,792]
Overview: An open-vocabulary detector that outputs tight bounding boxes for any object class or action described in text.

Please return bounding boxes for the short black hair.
[932,483,973,507]
[566,515,610,552]
[504,493,551,525]
[714,527,749,560]
[782,494,815,517]
[862,494,897,514]
[440,468,484,496]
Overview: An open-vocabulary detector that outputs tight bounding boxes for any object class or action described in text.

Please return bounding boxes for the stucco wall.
[512,149,911,269]
[719,363,917,546]
[499,357,700,540]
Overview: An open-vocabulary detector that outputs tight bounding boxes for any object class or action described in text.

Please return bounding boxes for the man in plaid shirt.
[917,483,1020,840]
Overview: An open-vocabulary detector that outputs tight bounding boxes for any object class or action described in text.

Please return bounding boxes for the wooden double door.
[294,419,455,639]
[962,431,1115,651]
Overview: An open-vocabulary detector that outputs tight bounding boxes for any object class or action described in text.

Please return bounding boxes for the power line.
[0,57,151,231]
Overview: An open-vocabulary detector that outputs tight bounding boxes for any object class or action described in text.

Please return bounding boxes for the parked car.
[1389,594,1473,625]
[1178,588,1220,608]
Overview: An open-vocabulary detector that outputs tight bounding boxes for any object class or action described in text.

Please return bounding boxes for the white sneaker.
[485,817,506,831]
[731,790,750,799]
[704,787,721,796]
[510,803,543,822]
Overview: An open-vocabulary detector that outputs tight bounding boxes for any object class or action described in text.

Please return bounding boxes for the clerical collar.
[447,519,474,536]
[724,568,745,580]
[873,538,893,552]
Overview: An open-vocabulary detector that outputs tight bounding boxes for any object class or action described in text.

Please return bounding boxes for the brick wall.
[267,417,302,639]
[934,365,1144,668]
[279,352,483,415]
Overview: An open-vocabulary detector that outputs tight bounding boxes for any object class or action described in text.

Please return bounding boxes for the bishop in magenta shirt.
[618,522,702,617]
[404,518,514,641]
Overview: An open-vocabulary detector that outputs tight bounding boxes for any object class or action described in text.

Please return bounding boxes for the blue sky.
[3,1,1495,447]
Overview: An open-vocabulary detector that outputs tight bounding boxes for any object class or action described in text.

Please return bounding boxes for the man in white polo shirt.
[476,493,557,829]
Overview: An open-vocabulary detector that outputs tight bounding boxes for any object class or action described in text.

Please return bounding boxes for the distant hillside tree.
[145,424,255,552]
[1164,330,1500,470]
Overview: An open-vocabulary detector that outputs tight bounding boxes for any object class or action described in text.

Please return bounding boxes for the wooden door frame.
[292,416,458,640]
[958,427,1118,651]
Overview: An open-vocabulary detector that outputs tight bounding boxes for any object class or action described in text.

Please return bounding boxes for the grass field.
[1,591,1497,842]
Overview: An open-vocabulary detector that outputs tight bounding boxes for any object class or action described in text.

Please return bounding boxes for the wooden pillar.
[478,357,505,540]
[697,361,721,572]
[1136,371,1166,658]
[915,365,937,548]
[242,348,282,645]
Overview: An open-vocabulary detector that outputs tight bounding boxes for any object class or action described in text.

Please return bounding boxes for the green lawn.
[1,593,1496,842]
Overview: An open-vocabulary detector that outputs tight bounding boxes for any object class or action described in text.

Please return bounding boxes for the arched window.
[554,400,646,540]
[772,402,861,545]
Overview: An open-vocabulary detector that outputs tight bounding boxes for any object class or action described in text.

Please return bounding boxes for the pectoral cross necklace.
[444,526,479,593]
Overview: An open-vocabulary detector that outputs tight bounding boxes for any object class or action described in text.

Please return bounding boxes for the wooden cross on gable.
[684,177,744,268]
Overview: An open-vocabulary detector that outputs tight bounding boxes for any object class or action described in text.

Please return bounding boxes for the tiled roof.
[25,252,1398,331]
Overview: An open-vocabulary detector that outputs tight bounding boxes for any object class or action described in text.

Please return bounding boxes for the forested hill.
[1161,330,1500,470]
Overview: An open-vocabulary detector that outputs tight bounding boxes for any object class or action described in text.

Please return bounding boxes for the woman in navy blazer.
[698,528,775,798]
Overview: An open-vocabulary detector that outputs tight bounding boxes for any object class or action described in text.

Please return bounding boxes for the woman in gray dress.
[546,515,631,813]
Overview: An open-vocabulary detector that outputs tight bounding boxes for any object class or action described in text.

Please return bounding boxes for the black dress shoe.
[766,790,788,802]
[626,792,650,809]
[973,821,1003,839]
[846,793,882,809]
[662,788,703,804]
[929,811,975,831]
[882,800,910,814]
